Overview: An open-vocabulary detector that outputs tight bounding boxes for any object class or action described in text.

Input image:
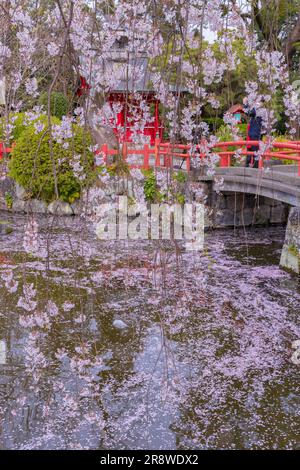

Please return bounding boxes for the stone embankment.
[0,177,290,227]
[280,207,300,275]
[1,176,299,273]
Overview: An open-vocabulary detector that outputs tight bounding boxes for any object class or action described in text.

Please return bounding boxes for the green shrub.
[203,117,224,132]
[173,170,187,183]
[216,124,233,141]
[143,170,163,203]
[0,113,27,144]
[108,158,130,176]
[214,125,242,167]
[267,135,296,165]
[4,192,13,209]
[174,192,185,204]
[216,124,247,143]
[215,125,237,151]
[39,92,68,120]
[237,123,248,139]
[9,120,95,203]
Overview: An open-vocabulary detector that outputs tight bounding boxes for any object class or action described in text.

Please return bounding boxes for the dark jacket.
[244,105,262,140]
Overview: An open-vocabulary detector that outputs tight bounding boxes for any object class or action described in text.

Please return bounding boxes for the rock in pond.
[113,319,129,330]
[48,200,74,216]
[0,220,13,235]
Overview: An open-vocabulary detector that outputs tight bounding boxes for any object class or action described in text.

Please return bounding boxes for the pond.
[0,212,299,450]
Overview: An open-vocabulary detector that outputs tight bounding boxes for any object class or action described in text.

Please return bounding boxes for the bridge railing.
[3,137,299,174]
[2,137,299,176]
[99,138,300,176]
[208,140,300,175]
[109,139,300,176]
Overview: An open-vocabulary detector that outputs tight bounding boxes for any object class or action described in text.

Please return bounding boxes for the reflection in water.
[0,213,299,449]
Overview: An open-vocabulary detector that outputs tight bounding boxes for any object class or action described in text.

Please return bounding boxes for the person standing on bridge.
[243,97,263,168]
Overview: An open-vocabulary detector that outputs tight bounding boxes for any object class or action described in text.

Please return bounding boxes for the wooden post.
[155,100,159,139]
[122,142,127,161]
[186,154,191,172]
[101,144,108,164]
[220,154,230,167]
[154,138,160,167]
[164,143,171,167]
[297,147,300,176]
[143,144,150,170]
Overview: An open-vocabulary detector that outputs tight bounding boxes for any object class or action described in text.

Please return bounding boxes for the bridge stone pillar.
[280,207,300,275]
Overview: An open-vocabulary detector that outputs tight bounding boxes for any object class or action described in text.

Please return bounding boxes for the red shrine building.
[78,35,164,146]
[107,35,163,145]
[107,88,163,146]
[106,47,163,145]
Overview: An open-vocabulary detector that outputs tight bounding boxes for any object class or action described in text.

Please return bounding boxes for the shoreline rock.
[280,207,300,275]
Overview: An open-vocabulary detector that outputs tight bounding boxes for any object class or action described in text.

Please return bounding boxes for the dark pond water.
[0,212,299,449]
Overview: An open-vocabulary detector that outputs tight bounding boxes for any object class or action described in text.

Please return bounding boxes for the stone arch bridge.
[100,139,300,273]
[197,165,300,275]
[207,165,300,208]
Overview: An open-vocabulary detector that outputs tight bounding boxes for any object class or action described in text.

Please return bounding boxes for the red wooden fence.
[100,139,300,176]
[2,138,300,175]
[0,142,12,160]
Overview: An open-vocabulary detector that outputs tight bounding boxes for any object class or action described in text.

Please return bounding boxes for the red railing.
[0,142,13,160]
[100,139,300,176]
